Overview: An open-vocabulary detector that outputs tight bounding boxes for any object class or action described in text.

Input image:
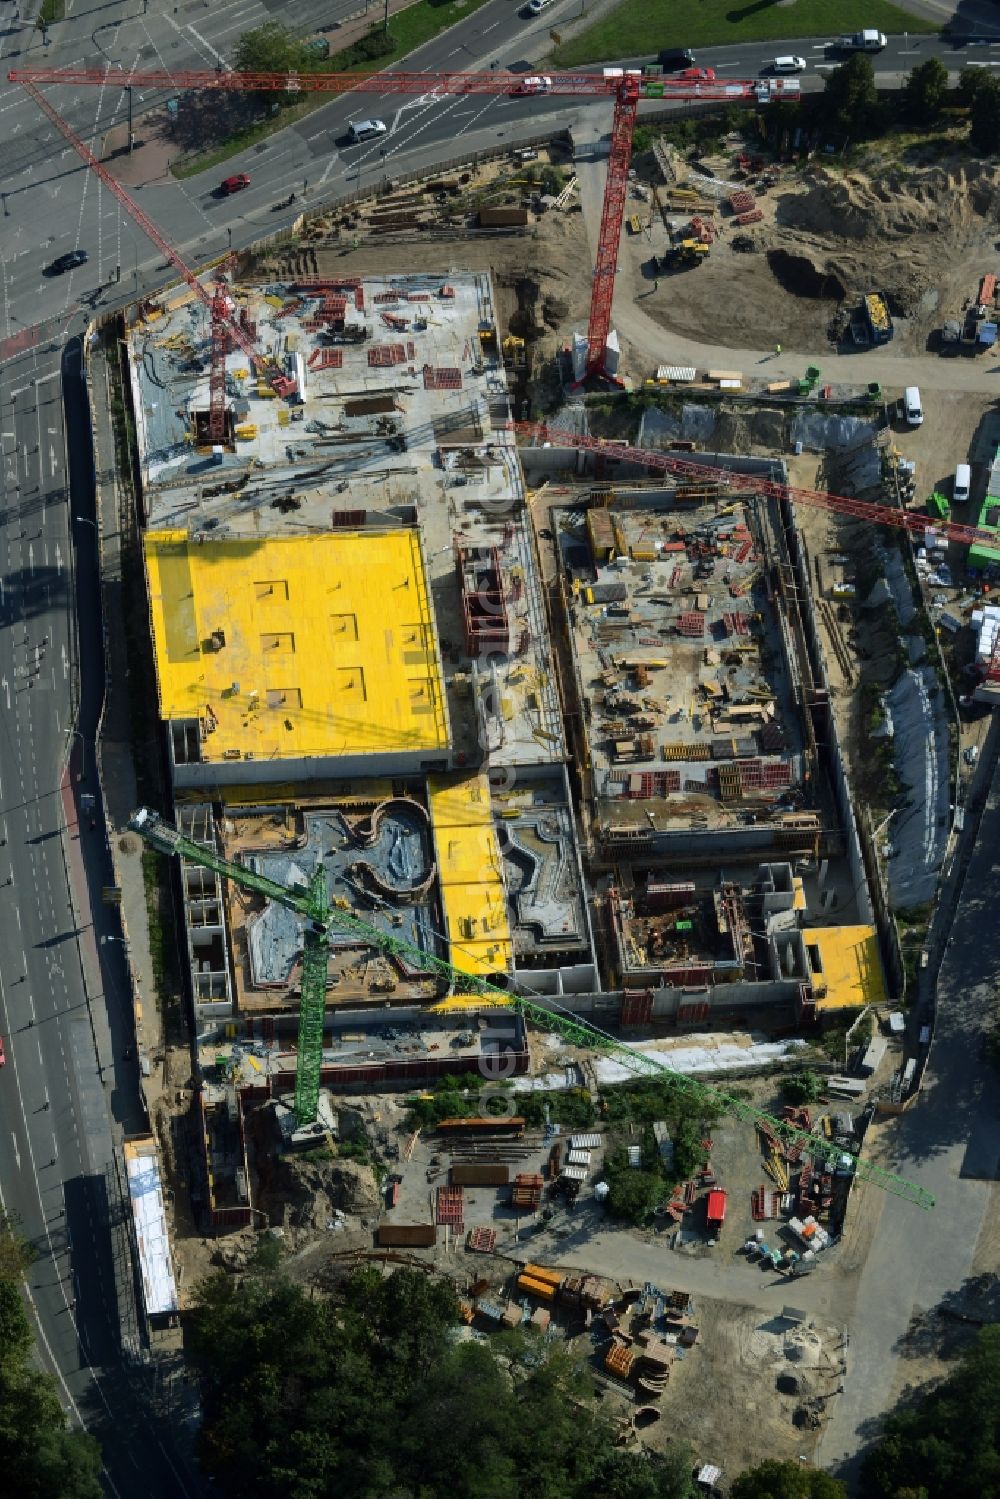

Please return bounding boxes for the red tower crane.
[20,79,285,438]
[10,64,792,382]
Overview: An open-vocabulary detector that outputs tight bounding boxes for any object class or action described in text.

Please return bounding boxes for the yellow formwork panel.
[144,530,449,766]
[809,926,886,1011]
[426,773,493,829]
[428,774,513,987]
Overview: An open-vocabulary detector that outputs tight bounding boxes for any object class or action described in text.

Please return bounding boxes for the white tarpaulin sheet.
[127,1150,178,1318]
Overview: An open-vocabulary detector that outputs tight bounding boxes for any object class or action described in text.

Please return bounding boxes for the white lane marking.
[11,1134,19,1171]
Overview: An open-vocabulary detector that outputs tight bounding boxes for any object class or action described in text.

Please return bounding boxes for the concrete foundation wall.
[169,745,453,790]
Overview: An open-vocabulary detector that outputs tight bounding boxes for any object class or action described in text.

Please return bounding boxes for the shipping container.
[437,1117,525,1135]
[478,205,529,228]
[376,1224,437,1248]
[450,1163,510,1187]
[706,1189,727,1228]
[522,1262,564,1288]
[517,1274,556,1299]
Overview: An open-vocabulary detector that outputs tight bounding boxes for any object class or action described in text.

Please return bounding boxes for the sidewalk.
[88,341,164,1085]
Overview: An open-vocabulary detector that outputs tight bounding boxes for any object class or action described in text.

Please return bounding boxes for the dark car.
[47,250,88,275]
[658,48,695,72]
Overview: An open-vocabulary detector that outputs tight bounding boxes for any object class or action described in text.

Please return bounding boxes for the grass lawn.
[171,0,493,179]
[551,0,935,68]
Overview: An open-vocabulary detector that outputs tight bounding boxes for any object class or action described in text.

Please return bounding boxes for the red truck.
[706,1189,727,1231]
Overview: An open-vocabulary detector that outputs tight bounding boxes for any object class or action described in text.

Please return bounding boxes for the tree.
[0,1319,102,1499]
[862,1324,1000,1499]
[823,54,879,137]
[902,58,949,127]
[188,1261,697,1499]
[732,1458,847,1499]
[0,1277,33,1364]
[969,75,1000,155]
[233,22,313,107]
[233,21,311,76]
[957,65,996,109]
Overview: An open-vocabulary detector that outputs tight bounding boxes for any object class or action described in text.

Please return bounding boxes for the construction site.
[19,42,991,1486]
[109,98,964,1245]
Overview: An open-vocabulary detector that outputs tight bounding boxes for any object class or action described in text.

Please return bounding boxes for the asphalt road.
[818,713,1000,1486]
[0,328,207,1496]
[2,2,1000,340]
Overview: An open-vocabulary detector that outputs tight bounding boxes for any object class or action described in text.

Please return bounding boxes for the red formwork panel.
[307,348,344,370]
[422,365,463,390]
[368,343,407,367]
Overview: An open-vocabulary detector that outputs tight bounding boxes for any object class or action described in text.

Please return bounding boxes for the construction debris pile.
[746,1105,855,1273]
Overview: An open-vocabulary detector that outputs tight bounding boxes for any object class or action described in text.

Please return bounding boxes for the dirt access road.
[575,122,1000,397]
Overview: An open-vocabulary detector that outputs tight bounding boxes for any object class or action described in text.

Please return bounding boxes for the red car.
[220,173,250,195]
[0,1036,6,1067]
[678,67,716,82]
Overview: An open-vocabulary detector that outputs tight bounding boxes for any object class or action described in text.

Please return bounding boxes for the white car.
[772,56,806,73]
[347,119,387,143]
[528,0,553,12]
[513,75,552,95]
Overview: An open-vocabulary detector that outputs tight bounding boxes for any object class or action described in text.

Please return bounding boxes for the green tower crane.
[129,805,933,1207]
[131,805,330,1127]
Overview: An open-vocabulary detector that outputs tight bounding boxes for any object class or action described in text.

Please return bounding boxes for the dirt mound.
[777,163,1000,243]
[260,1153,382,1238]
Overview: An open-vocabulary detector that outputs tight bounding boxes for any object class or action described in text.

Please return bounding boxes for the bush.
[519,1088,597,1130]
[782,1070,822,1105]
[733,1459,846,1499]
[333,25,396,69]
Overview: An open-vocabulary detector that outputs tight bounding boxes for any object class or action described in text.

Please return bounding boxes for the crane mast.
[130,808,933,1208]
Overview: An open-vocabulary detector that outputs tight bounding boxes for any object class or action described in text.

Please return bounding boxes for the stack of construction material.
[517,1266,560,1300]
[634,1335,673,1396]
[560,1273,613,1312]
[604,1341,635,1378]
[728,189,756,215]
[788,1214,831,1251]
[435,1185,465,1232]
[512,1172,544,1210]
[465,1226,498,1254]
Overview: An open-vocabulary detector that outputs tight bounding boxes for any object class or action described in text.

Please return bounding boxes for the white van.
[903,386,924,427]
[347,119,387,143]
[953,463,971,504]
